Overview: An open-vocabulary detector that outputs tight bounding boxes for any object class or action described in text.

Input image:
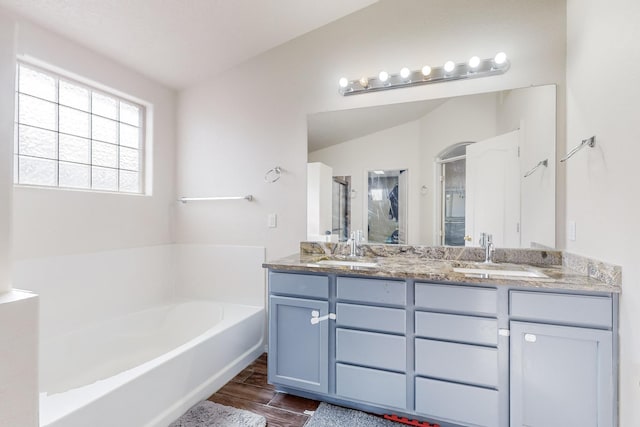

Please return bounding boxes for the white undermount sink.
[453,267,548,278]
[315,259,378,268]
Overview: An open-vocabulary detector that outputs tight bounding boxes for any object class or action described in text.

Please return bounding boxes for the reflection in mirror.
[332,176,351,241]
[437,143,469,246]
[367,170,407,244]
[306,162,332,242]
[465,130,521,248]
[307,85,556,248]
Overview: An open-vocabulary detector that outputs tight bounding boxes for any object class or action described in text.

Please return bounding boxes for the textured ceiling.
[0,0,378,89]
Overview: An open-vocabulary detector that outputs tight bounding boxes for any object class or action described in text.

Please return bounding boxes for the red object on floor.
[383,414,440,427]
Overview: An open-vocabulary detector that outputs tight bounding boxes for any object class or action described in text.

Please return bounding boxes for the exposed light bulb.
[400,67,411,79]
[339,77,349,88]
[494,52,507,65]
[359,76,369,88]
[378,71,389,83]
[444,61,456,73]
[421,65,432,77]
[468,56,481,69]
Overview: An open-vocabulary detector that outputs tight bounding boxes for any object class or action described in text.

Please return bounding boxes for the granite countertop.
[263,251,621,294]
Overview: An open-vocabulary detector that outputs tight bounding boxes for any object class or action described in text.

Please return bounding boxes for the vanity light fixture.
[378,71,390,84]
[443,60,456,73]
[338,52,510,96]
[494,51,507,66]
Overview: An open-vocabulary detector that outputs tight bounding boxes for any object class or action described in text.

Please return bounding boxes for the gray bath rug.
[305,402,401,427]
[169,400,266,427]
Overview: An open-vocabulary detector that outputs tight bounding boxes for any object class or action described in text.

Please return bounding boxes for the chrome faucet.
[348,230,364,257]
[479,232,495,263]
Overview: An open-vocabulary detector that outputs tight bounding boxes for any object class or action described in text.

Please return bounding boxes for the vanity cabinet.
[267,272,330,394]
[335,277,408,409]
[509,291,614,427]
[266,270,617,427]
[414,282,501,427]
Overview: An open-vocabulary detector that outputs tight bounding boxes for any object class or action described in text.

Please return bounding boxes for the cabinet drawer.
[337,277,406,305]
[269,272,328,299]
[415,338,498,388]
[415,283,497,315]
[337,363,406,409]
[415,311,497,346]
[337,303,406,334]
[510,291,612,328]
[336,329,406,372]
[415,377,498,427]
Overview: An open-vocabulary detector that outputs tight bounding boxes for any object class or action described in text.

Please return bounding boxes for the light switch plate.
[268,213,277,228]
[568,220,576,241]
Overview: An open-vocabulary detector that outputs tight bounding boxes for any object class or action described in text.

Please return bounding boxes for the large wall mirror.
[307,85,556,249]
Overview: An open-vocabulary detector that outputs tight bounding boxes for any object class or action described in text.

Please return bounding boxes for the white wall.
[13,244,266,341]
[174,244,265,308]
[566,1,640,425]
[11,20,177,260]
[13,245,175,340]
[0,10,15,293]
[176,0,567,259]
[309,121,421,243]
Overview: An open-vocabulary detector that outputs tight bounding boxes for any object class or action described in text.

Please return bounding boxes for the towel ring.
[264,166,282,183]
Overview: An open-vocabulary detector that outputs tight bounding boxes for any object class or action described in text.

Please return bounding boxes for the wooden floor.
[207,353,320,427]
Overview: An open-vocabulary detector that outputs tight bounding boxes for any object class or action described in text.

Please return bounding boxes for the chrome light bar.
[338,53,510,96]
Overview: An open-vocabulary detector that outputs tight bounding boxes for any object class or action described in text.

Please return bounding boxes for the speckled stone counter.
[262,242,621,294]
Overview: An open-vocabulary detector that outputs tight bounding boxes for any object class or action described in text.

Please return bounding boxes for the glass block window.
[15,63,144,193]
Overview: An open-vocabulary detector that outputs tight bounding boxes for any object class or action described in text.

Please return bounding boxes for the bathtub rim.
[39,300,265,427]
[145,339,265,427]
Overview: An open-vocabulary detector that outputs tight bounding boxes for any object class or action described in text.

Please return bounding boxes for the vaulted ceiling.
[0,0,378,89]
[308,99,447,152]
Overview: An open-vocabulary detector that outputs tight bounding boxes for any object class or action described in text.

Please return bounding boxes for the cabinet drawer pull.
[310,310,336,325]
[524,333,537,342]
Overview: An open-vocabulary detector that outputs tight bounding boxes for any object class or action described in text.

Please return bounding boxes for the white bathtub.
[39,299,265,427]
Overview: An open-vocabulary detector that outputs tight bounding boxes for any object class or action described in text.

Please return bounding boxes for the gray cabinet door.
[268,295,329,393]
[510,321,613,427]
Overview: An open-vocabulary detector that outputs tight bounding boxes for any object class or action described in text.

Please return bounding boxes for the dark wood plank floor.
[208,353,320,426]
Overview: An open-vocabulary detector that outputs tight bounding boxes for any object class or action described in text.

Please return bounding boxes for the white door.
[465,130,520,247]
[306,162,333,241]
